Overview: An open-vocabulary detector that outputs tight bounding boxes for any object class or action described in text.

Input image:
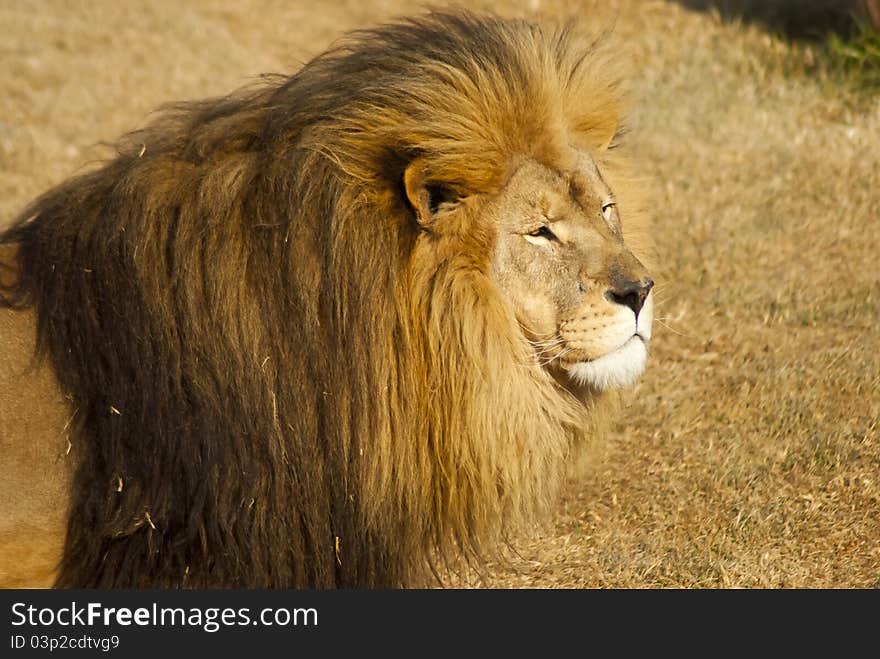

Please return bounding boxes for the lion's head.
[0,11,652,587]
[468,155,652,392]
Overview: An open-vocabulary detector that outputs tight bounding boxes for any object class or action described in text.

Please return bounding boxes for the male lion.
[0,11,653,588]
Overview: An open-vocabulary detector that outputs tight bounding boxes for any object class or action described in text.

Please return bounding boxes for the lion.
[0,11,653,588]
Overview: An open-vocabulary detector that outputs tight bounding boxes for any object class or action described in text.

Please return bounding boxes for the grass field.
[1,1,878,588]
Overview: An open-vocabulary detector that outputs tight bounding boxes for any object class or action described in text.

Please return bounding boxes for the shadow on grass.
[670,0,876,40]
[672,0,880,89]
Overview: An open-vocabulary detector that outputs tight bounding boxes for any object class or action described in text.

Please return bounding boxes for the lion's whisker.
[653,318,692,338]
[538,346,576,367]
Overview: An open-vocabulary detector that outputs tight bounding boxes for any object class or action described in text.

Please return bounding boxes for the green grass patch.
[826,15,880,85]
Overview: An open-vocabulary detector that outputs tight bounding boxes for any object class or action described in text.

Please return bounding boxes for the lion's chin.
[566,336,648,391]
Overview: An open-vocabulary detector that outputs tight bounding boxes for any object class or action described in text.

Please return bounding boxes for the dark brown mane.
[0,10,625,587]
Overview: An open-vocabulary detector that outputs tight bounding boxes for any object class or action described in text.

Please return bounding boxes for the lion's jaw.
[565,291,653,390]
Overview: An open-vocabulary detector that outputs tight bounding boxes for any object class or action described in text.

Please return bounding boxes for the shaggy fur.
[0,11,630,587]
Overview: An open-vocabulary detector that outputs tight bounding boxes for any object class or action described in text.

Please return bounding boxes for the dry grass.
[1,0,877,588]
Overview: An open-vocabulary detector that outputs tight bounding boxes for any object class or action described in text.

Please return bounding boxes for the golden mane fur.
[0,11,640,587]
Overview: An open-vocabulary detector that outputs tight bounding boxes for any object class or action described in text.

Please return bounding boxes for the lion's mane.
[0,11,628,587]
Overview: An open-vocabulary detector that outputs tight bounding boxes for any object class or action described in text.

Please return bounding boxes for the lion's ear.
[575,117,622,152]
[598,121,625,151]
[403,160,457,227]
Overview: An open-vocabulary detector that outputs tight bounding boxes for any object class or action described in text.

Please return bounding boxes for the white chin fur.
[567,337,648,391]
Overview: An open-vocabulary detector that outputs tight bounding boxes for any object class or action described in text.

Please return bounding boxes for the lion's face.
[488,153,653,391]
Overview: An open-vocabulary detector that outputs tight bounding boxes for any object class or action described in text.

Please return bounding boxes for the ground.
[1,0,877,587]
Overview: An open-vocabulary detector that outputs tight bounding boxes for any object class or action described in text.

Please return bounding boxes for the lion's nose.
[607,278,653,317]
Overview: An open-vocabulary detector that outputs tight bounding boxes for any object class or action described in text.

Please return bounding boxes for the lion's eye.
[601,200,616,223]
[524,225,557,245]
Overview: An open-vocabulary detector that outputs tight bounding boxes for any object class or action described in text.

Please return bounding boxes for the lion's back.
[0,244,74,587]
